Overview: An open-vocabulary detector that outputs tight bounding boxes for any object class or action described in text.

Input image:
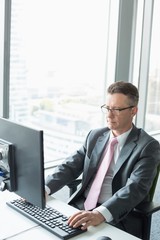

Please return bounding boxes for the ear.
[131,106,138,117]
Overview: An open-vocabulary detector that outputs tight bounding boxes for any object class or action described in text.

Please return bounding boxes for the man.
[45,81,160,238]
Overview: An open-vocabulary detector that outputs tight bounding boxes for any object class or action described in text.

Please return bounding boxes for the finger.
[69,215,87,228]
[68,211,89,228]
[81,220,92,230]
[68,211,83,224]
[73,210,105,229]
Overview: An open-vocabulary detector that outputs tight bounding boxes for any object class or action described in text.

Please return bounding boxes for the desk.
[0,190,141,240]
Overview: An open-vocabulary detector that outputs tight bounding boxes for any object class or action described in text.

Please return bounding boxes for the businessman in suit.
[45,81,160,238]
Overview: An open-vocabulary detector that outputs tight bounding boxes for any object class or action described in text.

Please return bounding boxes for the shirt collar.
[110,127,132,149]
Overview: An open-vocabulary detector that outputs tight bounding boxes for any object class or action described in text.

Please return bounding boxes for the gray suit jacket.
[46,125,160,235]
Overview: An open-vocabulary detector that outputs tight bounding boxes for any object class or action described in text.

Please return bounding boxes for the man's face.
[104,93,138,135]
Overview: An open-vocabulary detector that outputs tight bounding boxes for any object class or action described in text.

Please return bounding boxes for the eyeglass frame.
[101,104,135,115]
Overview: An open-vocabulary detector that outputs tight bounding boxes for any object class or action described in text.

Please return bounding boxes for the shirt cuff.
[45,185,51,195]
[94,205,113,222]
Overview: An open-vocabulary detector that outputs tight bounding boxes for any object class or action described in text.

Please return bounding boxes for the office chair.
[133,164,160,240]
[67,165,160,240]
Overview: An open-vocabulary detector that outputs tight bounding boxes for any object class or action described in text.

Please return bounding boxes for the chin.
[107,124,116,130]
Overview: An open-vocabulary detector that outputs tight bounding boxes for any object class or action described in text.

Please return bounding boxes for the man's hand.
[68,210,105,230]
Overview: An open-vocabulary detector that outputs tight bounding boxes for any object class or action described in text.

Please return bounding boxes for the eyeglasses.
[101,104,135,116]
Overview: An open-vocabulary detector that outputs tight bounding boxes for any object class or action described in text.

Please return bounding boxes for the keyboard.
[6,199,86,240]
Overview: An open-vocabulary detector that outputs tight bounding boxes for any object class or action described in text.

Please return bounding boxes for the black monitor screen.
[0,117,45,209]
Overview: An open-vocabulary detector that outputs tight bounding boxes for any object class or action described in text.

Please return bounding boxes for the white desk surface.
[0,190,141,240]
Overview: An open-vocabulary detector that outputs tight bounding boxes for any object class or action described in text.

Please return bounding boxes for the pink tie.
[84,137,118,210]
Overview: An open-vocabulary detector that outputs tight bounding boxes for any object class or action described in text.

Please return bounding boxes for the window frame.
[0,0,11,118]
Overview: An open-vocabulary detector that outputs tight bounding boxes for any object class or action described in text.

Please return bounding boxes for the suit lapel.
[82,131,110,185]
[114,126,139,176]
[90,131,110,168]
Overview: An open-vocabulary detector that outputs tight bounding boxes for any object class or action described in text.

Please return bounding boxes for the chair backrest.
[149,164,160,201]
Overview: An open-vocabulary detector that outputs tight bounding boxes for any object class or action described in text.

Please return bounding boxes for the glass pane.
[132,0,144,87]
[145,0,160,132]
[9,0,118,163]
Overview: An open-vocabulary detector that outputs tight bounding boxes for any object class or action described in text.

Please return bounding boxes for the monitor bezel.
[0,117,45,209]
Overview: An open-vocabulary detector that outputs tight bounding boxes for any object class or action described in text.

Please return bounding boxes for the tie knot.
[110,137,118,146]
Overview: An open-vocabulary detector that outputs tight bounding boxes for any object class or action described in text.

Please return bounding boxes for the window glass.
[132,0,144,87]
[145,0,160,132]
[10,0,118,163]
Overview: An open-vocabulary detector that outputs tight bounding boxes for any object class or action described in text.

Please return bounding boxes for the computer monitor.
[0,117,45,209]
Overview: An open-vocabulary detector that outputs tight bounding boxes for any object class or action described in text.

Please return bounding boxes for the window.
[145,0,160,132]
[9,0,119,164]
